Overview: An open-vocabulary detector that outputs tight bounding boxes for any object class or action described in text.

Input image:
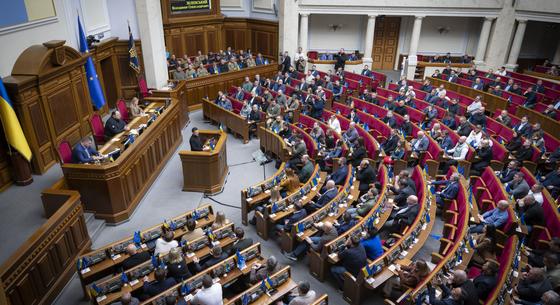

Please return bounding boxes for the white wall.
[220,0,278,21]
[519,21,560,59]
[308,14,366,52]
[0,0,138,78]
[399,16,481,56]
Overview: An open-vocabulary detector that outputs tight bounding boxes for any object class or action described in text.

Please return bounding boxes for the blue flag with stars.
[77,16,106,110]
[121,271,129,284]
[242,293,250,305]
[457,165,465,176]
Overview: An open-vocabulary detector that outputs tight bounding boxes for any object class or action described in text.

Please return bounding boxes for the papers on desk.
[265,189,271,194]
[366,277,375,284]
[329,253,338,260]
[348,195,354,200]
[213,277,220,283]
[288,204,294,210]
[339,203,347,208]
[414,238,419,244]
[516,226,522,233]
[388,264,397,273]
[328,212,334,217]
[513,271,519,278]
[184,294,194,302]
[141,243,148,249]
[470,216,475,222]
[311,187,317,191]
[422,223,427,230]
[400,251,408,258]
[297,232,304,237]
[316,222,324,228]
[302,196,307,200]
[212,241,220,246]
[80,267,91,274]
[186,252,195,258]
[111,254,121,261]
[129,279,139,286]
[246,198,253,202]
[269,213,276,218]
[96,295,107,303]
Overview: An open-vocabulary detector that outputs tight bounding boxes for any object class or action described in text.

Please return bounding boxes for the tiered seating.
[202,97,253,143]
[386,83,450,119]
[225,266,329,305]
[298,114,349,156]
[307,165,389,282]
[241,163,287,225]
[279,164,358,252]
[89,223,236,305]
[386,167,470,304]
[520,167,560,249]
[255,166,326,240]
[344,166,435,304]
[77,205,214,292]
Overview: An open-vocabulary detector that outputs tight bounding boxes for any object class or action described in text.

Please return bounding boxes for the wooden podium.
[179,130,228,194]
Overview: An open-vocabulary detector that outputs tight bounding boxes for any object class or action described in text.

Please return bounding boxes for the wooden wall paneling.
[0,139,12,192]
[0,189,91,305]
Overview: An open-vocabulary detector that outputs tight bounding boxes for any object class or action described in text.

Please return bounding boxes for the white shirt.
[467,101,482,113]
[192,283,223,305]
[295,52,307,61]
[329,118,342,134]
[447,143,469,160]
[154,238,178,256]
[466,131,483,148]
[528,190,544,206]
[496,70,507,76]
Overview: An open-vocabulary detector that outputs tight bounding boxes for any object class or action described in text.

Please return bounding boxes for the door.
[371,17,401,70]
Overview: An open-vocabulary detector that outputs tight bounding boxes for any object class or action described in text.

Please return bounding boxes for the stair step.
[85,215,105,242]
[84,212,95,224]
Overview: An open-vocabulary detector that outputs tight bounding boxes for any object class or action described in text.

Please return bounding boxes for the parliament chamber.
[1,0,560,305]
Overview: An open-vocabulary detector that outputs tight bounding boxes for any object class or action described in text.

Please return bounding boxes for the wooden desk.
[202,98,251,143]
[179,130,229,194]
[257,126,290,162]
[61,99,182,223]
[151,80,190,128]
[225,266,296,305]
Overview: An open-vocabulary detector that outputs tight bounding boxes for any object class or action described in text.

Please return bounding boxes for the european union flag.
[388,166,394,179]
[271,202,278,213]
[425,211,431,223]
[133,231,142,245]
[457,165,465,176]
[121,271,129,284]
[364,123,369,131]
[77,16,106,110]
[192,210,200,220]
[151,255,158,268]
[242,293,250,305]
[127,23,140,74]
[505,183,511,193]
[236,250,246,269]
[169,220,176,231]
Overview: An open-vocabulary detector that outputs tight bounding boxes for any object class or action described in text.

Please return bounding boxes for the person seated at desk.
[72,136,103,164]
[307,179,337,212]
[473,261,499,301]
[121,244,151,271]
[167,247,192,282]
[284,221,338,261]
[383,260,430,299]
[348,186,379,218]
[512,138,534,163]
[431,173,460,209]
[514,267,553,305]
[211,211,231,230]
[104,110,129,139]
[470,200,509,234]
[181,218,205,243]
[189,127,210,152]
[506,172,530,200]
[327,158,349,186]
[192,246,228,273]
[228,227,253,255]
[191,274,223,305]
[335,211,357,235]
[276,200,307,234]
[140,268,177,300]
[382,195,419,236]
[129,97,145,118]
[280,281,317,305]
[154,231,178,256]
[298,155,314,183]
[356,159,377,195]
[330,235,367,289]
[249,256,280,284]
[111,292,139,305]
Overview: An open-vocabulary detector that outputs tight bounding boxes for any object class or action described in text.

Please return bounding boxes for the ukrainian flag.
[0,78,32,161]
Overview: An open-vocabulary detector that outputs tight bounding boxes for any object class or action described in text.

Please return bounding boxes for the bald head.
[458,136,467,144]
[497,200,509,210]
[407,195,418,206]
[452,270,468,284]
[121,292,133,305]
[125,244,138,255]
[326,180,336,189]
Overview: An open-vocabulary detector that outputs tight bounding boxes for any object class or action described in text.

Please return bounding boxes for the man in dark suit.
[104,111,129,138]
[228,227,253,255]
[308,180,337,211]
[141,268,177,300]
[334,48,347,71]
[328,158,349,185]
[532,79,545,93]
[356,160,377,195]
[507,172,530,200]
[410,131,429,155]
[515,267,553,304]
[121,244,150,271]
[421,79,433,92]
[513,139,534,164]
[498,160,520,183]
[382,111,398,128]
[193,246,228,272]
[445,270,479,305]
[189,127,206,151]
[383,195,419,235]
[447,70,459,83]
[523,87,538,108]
[72,136,102,164]
[310,98,325,120]
[382,129,400,155]
[361,65,372,77]
[399,114,413,137]
[330,235,367,289]
[390,179,416,207]
[432,173,460,208]
[456,116,472,137]
[276,200,307,233]
[512,116,531,137]
[281,51,291,74]
[470,140,493,176]
[473,261,498,300]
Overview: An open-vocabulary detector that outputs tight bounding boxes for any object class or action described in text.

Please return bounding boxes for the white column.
[406,15,424,80]
[135,0,168,89]
[362,14,377,64]
[299,13,309,53]
[552,40,560,65]
[474,17,495,65]
[279,0,299,63]
[506,19,528,70]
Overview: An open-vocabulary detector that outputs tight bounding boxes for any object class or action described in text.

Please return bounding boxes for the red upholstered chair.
[116,99,130,123]
[307,51,318,60]
[89,114,106,146]
[58,140,73,164]
[138,75,151,98]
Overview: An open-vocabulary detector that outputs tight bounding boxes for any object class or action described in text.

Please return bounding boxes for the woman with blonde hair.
[129,97,145,117]
[211,211,230,230]
[281,168,300,196]
[166,247,191,281]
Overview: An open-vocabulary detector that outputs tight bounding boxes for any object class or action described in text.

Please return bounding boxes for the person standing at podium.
[189,127,207,152]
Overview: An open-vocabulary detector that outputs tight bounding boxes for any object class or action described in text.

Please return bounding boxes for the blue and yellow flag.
[0,78,32,161]
[128,23,140,74]
[77,16,106,110]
